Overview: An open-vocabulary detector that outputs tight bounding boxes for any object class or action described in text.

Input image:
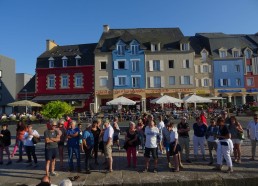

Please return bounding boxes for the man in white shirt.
[103,119,114,172]
[247,114,258,160]
[143,119,160,173]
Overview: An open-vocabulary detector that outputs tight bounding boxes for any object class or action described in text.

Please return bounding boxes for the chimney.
[46,39,57,51]
[103,25,110,32]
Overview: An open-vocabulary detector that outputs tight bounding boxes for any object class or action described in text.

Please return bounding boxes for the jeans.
[25,146,37,163]
[68,146,80,170]
[126,146,137,167]
[17,140,24,160]
[85,147,92,170]
[0,146,11,162]
[251,139,257,157]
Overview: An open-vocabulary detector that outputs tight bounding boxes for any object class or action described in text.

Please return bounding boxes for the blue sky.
[1,0,258,75]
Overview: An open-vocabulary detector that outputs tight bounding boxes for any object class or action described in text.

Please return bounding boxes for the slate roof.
[196,33,257,58]
[95,27,185,53]
[36,43,97,68]
[17,75,35,94]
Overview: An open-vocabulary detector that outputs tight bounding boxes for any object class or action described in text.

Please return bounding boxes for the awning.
[32,94,91,101]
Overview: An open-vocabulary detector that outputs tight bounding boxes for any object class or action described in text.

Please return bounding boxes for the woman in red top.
[15,121,27,162]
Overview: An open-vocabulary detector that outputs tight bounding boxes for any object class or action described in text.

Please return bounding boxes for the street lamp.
[23,89,27,113]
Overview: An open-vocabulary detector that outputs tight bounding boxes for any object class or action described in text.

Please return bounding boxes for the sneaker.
[168,162,172,168]
[224,167,233,173]
[50,171,58,176]
[153,168,158,173]
[6,161,12,165]
[142,168,148,173]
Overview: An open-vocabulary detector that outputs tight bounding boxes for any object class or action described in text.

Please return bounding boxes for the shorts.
[164,141,170,152]
[144,147,158,159]
[113,135,119,142]
[104,143,112,158]
[58,141,65,147]
[231,138,242,144]
[45,148,58,161]
[169,142,181,156]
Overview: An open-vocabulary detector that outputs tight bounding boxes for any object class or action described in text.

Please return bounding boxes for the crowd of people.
[0,111,258,184]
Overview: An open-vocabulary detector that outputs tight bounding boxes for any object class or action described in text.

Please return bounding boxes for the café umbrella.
[106,96,136,105]
[7,100,42,107]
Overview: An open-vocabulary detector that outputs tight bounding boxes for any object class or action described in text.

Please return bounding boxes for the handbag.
[237,132,245,140]
[32,136,41,144]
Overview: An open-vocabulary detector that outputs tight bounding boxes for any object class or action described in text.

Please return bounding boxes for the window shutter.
[194,65,198,73]
[149,60,153,71]
[195,78,199,87]
[160,60,164,71]
[209,65,212,73]
[161,76,165,87]
[149,76,154,87]
[114,77,118,86]
[183,60,186,68]
[190,76,193,85]
[114,61,118,69]
[209,78,212,86]
[220,79,223,87]
[201,78,204,86]
[200,65,203,73]
[189,60,193,68]
[180,76,184,85]
[228,79,231,86]
[125,61,129,69]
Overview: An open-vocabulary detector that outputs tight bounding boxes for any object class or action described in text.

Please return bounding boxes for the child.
[0,124,12,165]
[169,122,181,172]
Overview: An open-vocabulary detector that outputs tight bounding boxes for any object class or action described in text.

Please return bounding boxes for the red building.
[32,40,97,112]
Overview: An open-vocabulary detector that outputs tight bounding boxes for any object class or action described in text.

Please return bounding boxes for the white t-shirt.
[145,126,159,148]
[169,129,178,143]
[103,125,114,142]
[247,120,258,140]
[157,121,165,134]
[23,130,40,146]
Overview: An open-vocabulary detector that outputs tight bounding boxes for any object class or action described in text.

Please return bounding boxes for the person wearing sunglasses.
[247,113,258,160]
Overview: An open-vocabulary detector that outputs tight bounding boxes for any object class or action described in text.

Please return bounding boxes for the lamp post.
[23,89,27,113]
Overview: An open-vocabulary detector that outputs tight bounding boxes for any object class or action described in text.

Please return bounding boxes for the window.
[236,78,241,86]
[183,76,190,85]
[245,49,252,59]
[49,60,54,68]
[153,60,160,71]
[181,43,189,51]
[220,51,227,58]
[100,61,107,70]
[247,78,254,86]
[117,45,125,55]
[235,65,240,72]
[222,65,227,72]
[201,50,208,61]
[131,45,139,55]
[183,60,190,68]
[203,79,209,87]
[151,44,160,51]
[61,75,68,88]
[132,77,140,88]
[100,77,108,87]
[180,76,193,85]
[118,76,126,86]
[169,60,174,68]
[203,65,209,73]
[74,74,83,87]
[131,60,139,72]
[118,61,125,69]
[246,65,252,72]
[154,76,161,88]
[47,75,55,88]
[62,59,67,67]
[233,51,240,58]
[75,55,81,66]
[220,79,229,86]
[169,76,175,85]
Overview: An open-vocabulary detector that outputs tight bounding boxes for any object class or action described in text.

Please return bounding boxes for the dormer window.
[219,48,227,58]
[62,56,68,67]
[201,49,208,61]
[75,55,81,66]
[181,43,190,51]
[116,40,125,56]
[232,48,240,58]
[244,48,252,59]
[130,40,140,55]
[151,43,160,52]
[48,57,54,68]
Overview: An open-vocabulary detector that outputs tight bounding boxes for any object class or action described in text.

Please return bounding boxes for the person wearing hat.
[177,117,191,163]
[82,123,94,174]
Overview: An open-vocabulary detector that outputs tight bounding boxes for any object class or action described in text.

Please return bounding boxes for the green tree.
[41,101,74,119]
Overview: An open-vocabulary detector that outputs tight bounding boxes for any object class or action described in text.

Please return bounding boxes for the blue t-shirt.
[67,127,80,147]
[82,130,94,147]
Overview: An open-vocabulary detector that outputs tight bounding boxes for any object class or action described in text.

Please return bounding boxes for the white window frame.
[49,60,54,68]
[201,50,208,61]
[236,78,241,86]
[202,65,209,73]
[233,50,240,58]
[100,61,107,70]
[47,75,55,89]
[131,44,139,55]
[247,78,254,86]
[183,59,191,68]
[153,60,160,71]
[117,44,125,55]
[244,49,252,59]
[235,65,240,72]
[117,76,127,86]
[100,76,108,87]
[180,76,193,85]
[203,79,209,87]
[181,43,189,51]
[220,79,230,87]
[61,74,69,88]
[222,65,227,72]
[219,50,227,58]
[246,65,252,72]
[131,75,141,88]
[74,73,83,88]
[75,55,81,66]
[153,76,161,88]
[131,60,140,72]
